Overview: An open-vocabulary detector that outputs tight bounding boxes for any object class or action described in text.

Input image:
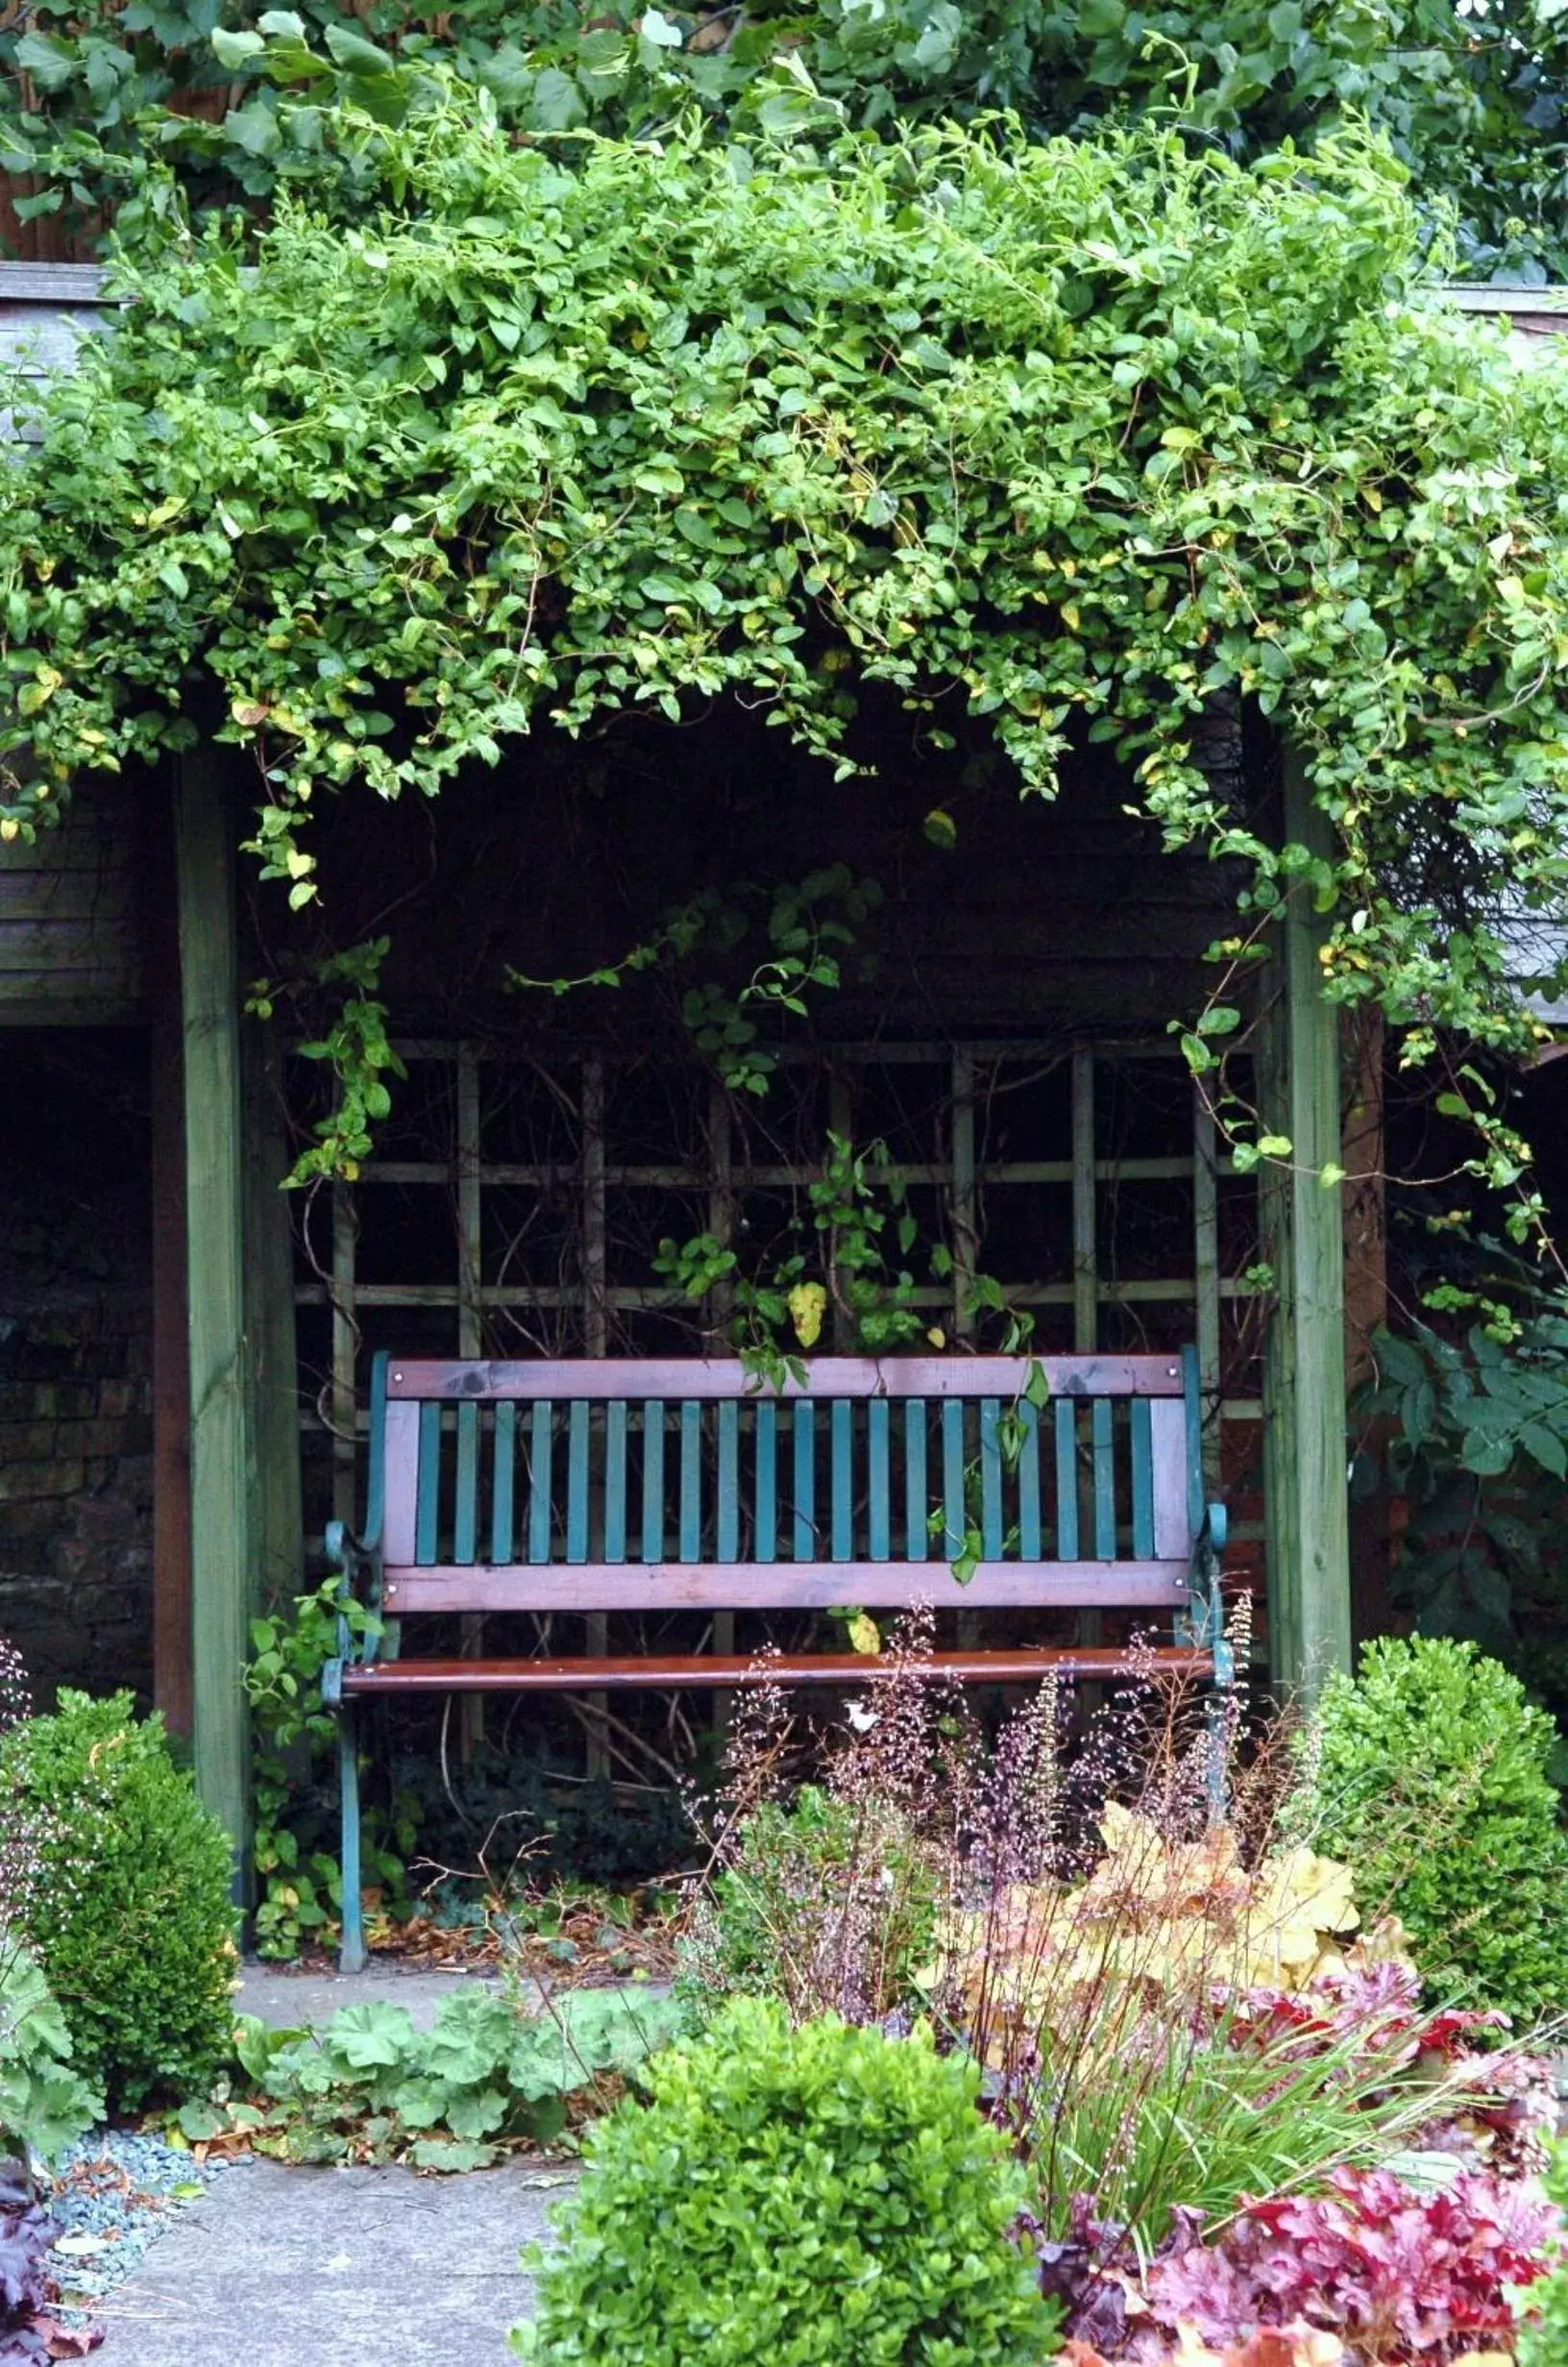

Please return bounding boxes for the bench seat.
[338,1645,1217,1694]
[323,1347,1230,1969]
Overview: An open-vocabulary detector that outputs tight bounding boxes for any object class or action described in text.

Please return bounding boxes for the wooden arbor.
[0,259,1385,1873]
[158,740,1357,1872]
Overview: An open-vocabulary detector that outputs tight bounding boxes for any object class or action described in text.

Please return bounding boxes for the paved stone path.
[237,1958,507,2032]
[92,1964,569,2366]
[92,2154,565,2365]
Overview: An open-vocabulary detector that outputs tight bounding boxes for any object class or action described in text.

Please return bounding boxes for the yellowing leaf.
[933,1823,1387,2069]
[847,1614,881,1656]
[788,1281,827,1347]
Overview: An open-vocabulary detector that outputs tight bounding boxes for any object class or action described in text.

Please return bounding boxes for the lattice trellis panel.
[293,1040,1263,1565]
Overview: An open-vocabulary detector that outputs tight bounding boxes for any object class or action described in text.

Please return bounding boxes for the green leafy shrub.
[512,1997,1057,2365]
[1292,1637,1568,2023]
[675,1783,940,2029]
[0,1942,101,2166]
[0,1691,237,2108]
[192,1984,683,2170]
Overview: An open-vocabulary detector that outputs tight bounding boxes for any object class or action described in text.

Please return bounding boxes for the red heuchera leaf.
[1222,1962,1507,2080]
[1144,2167,1557,2364]
[0,2199,57,2365]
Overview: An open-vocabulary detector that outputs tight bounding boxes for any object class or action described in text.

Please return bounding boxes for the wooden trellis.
[296,1039,1262,1557]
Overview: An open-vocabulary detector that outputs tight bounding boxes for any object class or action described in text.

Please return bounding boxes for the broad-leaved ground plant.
[184,1984,684,2170]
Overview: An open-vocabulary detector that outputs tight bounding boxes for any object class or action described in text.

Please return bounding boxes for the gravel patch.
[47,2130,249,2317]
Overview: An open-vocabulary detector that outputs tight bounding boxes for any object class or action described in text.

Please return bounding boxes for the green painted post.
[1260,745,1353,1700]
[175,743,254,1880]
[243,1023,303,1616]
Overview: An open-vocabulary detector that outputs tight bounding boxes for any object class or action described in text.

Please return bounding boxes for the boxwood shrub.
[1,1690,237,2108]
[1296,1635,1568,2024]
[512,1996,1057,2366]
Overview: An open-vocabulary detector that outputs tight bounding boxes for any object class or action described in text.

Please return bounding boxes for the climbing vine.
[5,0,1568,278]
[3,75,1568,1210]
[510,863,883,1098]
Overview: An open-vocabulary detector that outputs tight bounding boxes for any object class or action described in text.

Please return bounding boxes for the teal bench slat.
[567,1400,591,1565]
[491,1398,516,1565]
[794,1399,815,1562]
[906,1399,927,1560]
[869,1396,891,1561]
[416,1401,440,1566]
[980,1397,1003,1561]
[717,1400,740,1562]
[453,1400,478,1566]
[1131,1396,1155,1561]
[642,1400,665,1563]
[1054,1399,1078,1561]
[528,1401,552,1566]
[755,1401,777,1562]
[1092,1398,1115,1560]
[605,1400,627,1564]
[832,1400,852,1563]
[942,1399,965,1559]
[679,1400,701,1563]
[1018,1399,1041,1561]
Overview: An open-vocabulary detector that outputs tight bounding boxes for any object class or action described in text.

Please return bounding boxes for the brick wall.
[0,1031,154,1713]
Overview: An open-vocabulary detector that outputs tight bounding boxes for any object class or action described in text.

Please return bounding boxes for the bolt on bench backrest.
[369,1352,1207,1617]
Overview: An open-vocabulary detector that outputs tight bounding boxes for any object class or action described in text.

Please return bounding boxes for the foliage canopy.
[4,89,1568,1130]
[5,0,1568,281]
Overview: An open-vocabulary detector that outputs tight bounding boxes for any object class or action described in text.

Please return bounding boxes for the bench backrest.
[366,1351,1206,1619]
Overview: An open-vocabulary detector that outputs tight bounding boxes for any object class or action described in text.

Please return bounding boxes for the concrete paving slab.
[92,2154,571,2367]
[237,1959,505,2033]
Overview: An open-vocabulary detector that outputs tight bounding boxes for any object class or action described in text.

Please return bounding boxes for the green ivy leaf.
[12,32,78,92]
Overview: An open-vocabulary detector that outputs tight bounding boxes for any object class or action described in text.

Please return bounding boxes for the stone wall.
[0,1294,153,1710]
[0,1030,154,1713]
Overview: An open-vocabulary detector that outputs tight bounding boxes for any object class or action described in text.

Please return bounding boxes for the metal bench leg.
[338,1701,365,1976]
[1177,1492,1233,1828]
[1202,1524,1235,1827]
[1204,1687,1231,1825]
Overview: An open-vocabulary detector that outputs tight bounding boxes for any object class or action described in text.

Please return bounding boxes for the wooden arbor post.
[175,742,255,1875]
[1258,749,1354,1701]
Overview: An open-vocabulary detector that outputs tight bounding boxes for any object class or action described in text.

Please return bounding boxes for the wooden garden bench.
[323,1348,1231,1969]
